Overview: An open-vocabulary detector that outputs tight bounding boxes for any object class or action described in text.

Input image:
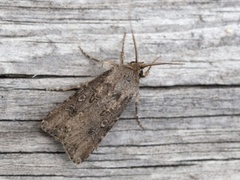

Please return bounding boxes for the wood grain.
[0,0,240,179]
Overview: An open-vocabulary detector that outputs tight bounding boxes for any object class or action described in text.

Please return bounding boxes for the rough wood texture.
[0,0,240,179]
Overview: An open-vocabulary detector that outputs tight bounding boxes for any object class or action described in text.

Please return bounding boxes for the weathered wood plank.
[1,84,240,120]
[0,1,240,85]
[1,116,240,152]
[1,153,240,179]
[0,0,240,179]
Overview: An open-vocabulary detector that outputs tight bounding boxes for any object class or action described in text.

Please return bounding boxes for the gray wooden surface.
[1,0,240,179]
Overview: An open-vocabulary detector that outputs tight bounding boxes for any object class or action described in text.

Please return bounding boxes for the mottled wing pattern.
[41,65,139,164]
[41,68,113,141]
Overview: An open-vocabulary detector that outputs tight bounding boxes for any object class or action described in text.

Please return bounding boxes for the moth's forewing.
[41,65,138,164]
[41,69,113,141]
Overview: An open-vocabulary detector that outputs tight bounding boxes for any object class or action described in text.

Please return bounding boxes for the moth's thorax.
[112,64,139,80]
[102,64,139,93]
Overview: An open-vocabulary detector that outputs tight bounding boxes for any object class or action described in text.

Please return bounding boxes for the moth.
[41,31,176,164]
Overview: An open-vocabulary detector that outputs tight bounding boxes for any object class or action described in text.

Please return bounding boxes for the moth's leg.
[135,90,144,130]
[47,84,83,91]
[142,65,152,77]
[79,46,101,63]
[120,32,126,65]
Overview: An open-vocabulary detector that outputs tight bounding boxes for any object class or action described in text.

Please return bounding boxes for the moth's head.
[127,61,156,78]
[127,61,146,78]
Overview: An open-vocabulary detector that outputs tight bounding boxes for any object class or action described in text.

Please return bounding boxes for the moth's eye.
[139,70,144,77]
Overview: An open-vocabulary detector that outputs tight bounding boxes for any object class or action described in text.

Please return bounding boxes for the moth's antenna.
[132,30,138,63]
[120,32,126,65]
[129,10,138,63]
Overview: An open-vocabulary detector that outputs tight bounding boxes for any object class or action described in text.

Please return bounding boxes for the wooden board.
[1,0,240,179]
